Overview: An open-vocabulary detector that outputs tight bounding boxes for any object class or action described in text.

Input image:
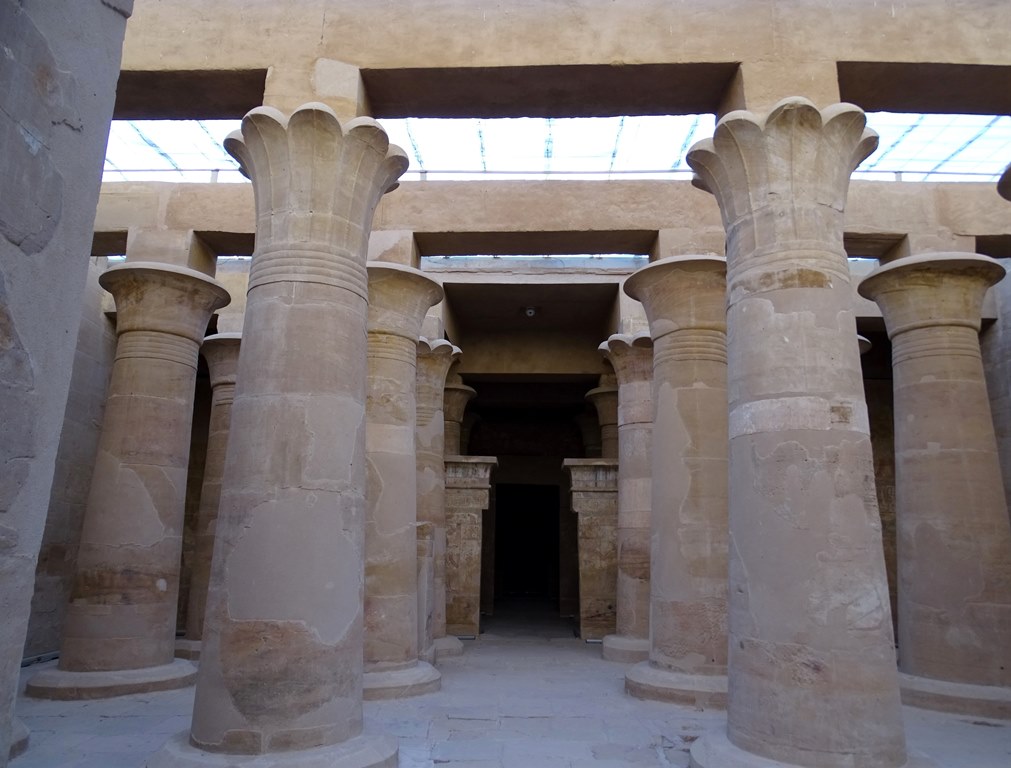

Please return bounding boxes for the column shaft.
[624,256,729,708]
[687,99,907,768]
[28,262,228,700]
[860,253,1011,718]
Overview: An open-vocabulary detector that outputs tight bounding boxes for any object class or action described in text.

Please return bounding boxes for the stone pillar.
[859,253,1011,719]
[444,372,476,455]
[149,104,406,767]
[623,256,729,708]
[575,412,603,457]
[363,262,443,699]
[176,333,241,661]
[563,459,619,640]
[600,333,653,663]
[26,263,228,700]
[586,373,619,459]
[445,457,497,638]
[415,338,460,664]
[685,99,908,768]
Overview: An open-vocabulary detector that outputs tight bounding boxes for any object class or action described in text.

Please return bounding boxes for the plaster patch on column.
[730,397,869,438]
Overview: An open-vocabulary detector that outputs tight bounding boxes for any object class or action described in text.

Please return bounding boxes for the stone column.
[149,104,406,767]
[623,256,729,708]
[575,412,604,457]
[563,459,619,640]
[685,99,908,768]
[444,372,476,455]
[445,457,497,637]
[415,338,460,664]
[363,262,443,699]
[600,333,653,663]
[586,373,619,459]
[176,333,241,661]
[25,263,227,701]
[859,253,1011,719]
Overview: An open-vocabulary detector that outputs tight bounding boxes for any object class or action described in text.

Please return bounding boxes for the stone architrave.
[859,253,1011,719]
[685,99,909,768]
[176,333,241,661]
[27,262,228,701]
[415,338,460,664]
[586,372,619,459]
[599,333,653,664]
[444,372,476,455]
[148,104,406,768]
[563,459,619,640]
[623,256,730,708]
[363,262,443,699]
[444,457,497,637]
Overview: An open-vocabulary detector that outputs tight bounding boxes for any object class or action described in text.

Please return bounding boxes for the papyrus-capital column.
[599,333,653,664]
[363,262,443,699]
[686,99,908,768]
[416,339,461,662]
[859,253,1011,719]
[27,262,228,700]
[151,104,407,768]
[623,256,729,708]
[586,372,619,459]
[178,333,242,661]
[444,372,476,455]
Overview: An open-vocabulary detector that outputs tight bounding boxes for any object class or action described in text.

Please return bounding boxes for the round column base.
[601,634,649,663]
[175,639,202,660]
[434,635,464,659]
[25,659,197,700]
[147,731,398,768]
[900,672,1011,720]
[9,716,29,759]
[363,661,441,700]
[689,728,936,768]
[625,662,727,709]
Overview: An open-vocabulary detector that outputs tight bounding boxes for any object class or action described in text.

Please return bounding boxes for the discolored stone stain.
[0,2,80,255]
[0,274,35,391]
[71,567,173,605]
[219,619,351,725]
[735,267,832,296]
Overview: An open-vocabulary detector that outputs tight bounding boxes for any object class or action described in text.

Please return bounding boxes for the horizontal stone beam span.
[95,180,1011,254]
[838,62,1011,115]
[361,63,738,119]
[121,2,1011,81]
[114,70,267,120]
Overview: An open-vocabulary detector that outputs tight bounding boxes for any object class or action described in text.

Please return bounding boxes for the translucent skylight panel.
[545,118,622,172]
[394,118,485,172]
[479,118,555,172]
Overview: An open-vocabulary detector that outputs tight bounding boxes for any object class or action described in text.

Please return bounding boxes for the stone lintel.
[126,228,217,276]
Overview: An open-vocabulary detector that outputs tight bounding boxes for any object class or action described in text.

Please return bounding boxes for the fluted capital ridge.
[687,98,877,249]
[225,103,409,255]
[599,332,653,385]
[417,338,460,380]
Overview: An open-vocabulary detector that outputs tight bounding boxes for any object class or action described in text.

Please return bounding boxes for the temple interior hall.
[3,2,1011,767]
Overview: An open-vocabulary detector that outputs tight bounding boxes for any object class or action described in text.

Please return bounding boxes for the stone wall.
[0,0,132,762]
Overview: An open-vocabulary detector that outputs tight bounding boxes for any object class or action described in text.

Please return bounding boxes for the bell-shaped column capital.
[998,162,1011,202]
[858,253,1006,339]
[599,332,653,387]
[624,256,727,340]
[687,98,878,261]
[200,333,242,390]
[225,104,409,295]
[417,338,460,387]
[366,262,444,341]
[444,376,477,423]
[100,261,230,344]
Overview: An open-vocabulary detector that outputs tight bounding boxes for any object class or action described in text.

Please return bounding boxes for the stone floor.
[12,603,1011,767]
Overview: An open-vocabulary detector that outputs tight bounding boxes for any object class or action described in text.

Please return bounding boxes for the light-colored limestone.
[859,252,1011,719]
[599,333,653,664]
[562,459,619,641]
[623,256,729,708]
[445,457,498,638]
[585,373,619,460]
[177,333,241,661]
[363,261,443,699]
[157,104,405,766]
[444,372,476,455]
[686,99,907,768]
[27,261,228,699]
[415,338,460,664]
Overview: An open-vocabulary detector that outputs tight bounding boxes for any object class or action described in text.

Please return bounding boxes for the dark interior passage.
[494,484,560,604]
